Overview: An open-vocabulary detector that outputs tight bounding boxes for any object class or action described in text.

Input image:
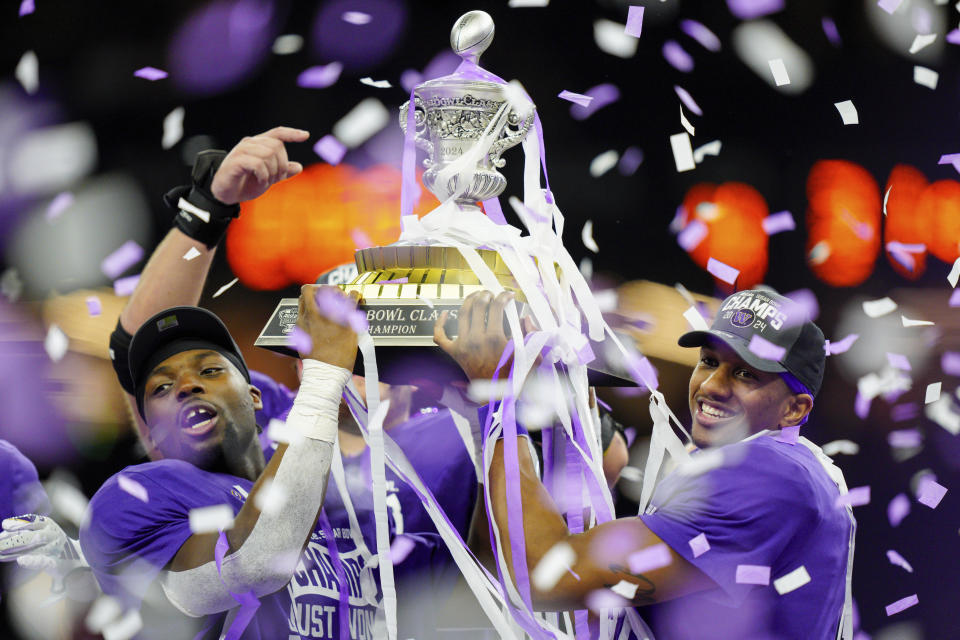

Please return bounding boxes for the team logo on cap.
[156,314,179,332]
[730,308,755,327]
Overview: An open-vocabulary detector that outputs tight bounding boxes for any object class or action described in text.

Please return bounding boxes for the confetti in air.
[101,241,144,280]
[44,324,68,362]
[589,151,619,178]
[162,106,185,149]
[188,504,235,533]
[314,135,347,165]
[333,98,390,148]
[594,19,639,58]
[663,40,695,72]
[680,19,721,51]
[762,211,795,234]
[670,132,696,172]
[15,51,38,94]
[212,277,239,298]
[46,192,75,221]
[917,479,947,508]
[836,485,870,507]
[297,62,343,89]
[707,257,740,285]
[688,533,710,557]
[885,594,918,616]
[113,275,141,297]
[19,0,34,17]
[834,100,858,125]
[886,549,913,573]
[117,475,149,503]
[183,246,201,261]
[768,58,790,85]
[532,541,576,591]
[133,66,168,81]
[909,33,937,54]
[86,296,102,317]
[627,543,672,573]
[624,6,644,38]
[558,90,593,108]
[862,297,897,318]
[887,493,910,526]
[773,565,811,595]
[877,0,904,15]
[735,564,771,585]
[360,77,392,89]
[341,11,372,25]
[913,66,938,90]
[674,86,703,116]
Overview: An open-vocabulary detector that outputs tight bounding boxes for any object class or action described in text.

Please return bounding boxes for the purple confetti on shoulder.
[570,84,620,121]
[19,0,34,17]
[707,257,739,285]
[86,296,102,317]
[887,493,910,527]
[917,479,947,508]
[748,334,786,362]
[836,485,870,508]
[677,220,707,251]
[762,210,795,235]
[680,19,721,52]
[942,351,960,376]
[822,17,842,46]
[46,192,74,221]
[117,474,149,503]
[113,274,140,297]
[133,66,168,81]
[776,425,799,444]
[663,40,694,72]
[558,90,593,108]
[735,564,770,585]
[618,146,644,175]
[727,0,785,20]
[101,240,144,280]
[825,333,858,355]
[885,352,911,371]
[314,134,346,165]
[890,402,919,422]
[885,594,918,616]
[625,6,644,38]
[673,85,703,116]
[688,533,710,557]
[297,62,343,89]
[287,326,312,355]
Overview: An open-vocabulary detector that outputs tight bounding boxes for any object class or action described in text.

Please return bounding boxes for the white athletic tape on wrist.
[286,359,350,442]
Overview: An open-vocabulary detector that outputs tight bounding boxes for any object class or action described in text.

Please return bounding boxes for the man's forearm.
[119,228,217,333]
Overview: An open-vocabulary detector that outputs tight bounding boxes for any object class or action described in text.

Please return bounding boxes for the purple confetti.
[627,543,672,574]
[85,296,102,317]
[917,479,947,508]
[885,352,911,371]
[313,135,346,165]
[680,19,721,52]
[824,333,858,355]
[101,240,144,280]
[912,6,931,34]
[585,588,631,613]
[887,246,915,272]
[886,550,913,573]
[677,220,708,251]
[19,0,34,17]
[287,326,312,355]
[389,535,416,564]
[762,211,796,235]
[618,146,643,175]
[378,278,408,285]
[297,62,343,89]
[877,0,903,14]
[948,29,960,45]
[113,275,141,297]
[625,352,659,391]
[706,257,739,285]
[726,0,785,20]
[891,403,919,422]
[399,69,421,92]
[133,66,168,81]
[950,288,960,307]
[887,493,910,527]
[748,334,786,362]
[558,90,593,108]
[942,351,960,376]
[784,288,819,323]
[117,474,149,503]
[822,17,841,46]
[735,564,770,585]
[351,228,373,249]
[854,391,871,419]
[885,594,918,616]
[888,429,921,449]
[673,85,703,116]
[625,6,644,38]
[662,40,694,72]
[45,192,74,221]
[570,84,620,121]
[315,287,368,333]
[836,485,870,508]
[776,425,799,444]
[688,533,710,557]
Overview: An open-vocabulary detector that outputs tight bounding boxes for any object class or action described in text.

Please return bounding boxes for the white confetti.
[467,379,510,403]
[593,19,639,58]
[360,77,392,89]
[102,609,143,640]
[212,277,239,298]
[925,382,941,404]
[44,324,68,362]
[47,478,89,527]
[182,246,201,261]
[332,98,390,148]
[266,418,304,445]
[161,106,185,150]
[581,220,600,252]
[593,289,618,312]
[913,66,939,90]
[901,315,934,327]
[670,132,696,172]
[117,475,149,503]
[883,185,892,216]
[683,305,709,331]
[773,565,811,594]
[188,504,234,533]
[253,478,288,515]
[619,466,642,482]
[679,105,695,136]
[509,0,549,5]
[532,541,576,591]
[15,50,38,95]
[909,33,937,53]
[272,34,304,55]
[342,11,371,25]
[862,297,897,318]
[886,549,914,573]
[589,150,619,177]
[768,58,790,85]
[834,100,859,125]
[609,580,638,599]
[821,440,860,456]
[85,595,124,634]
[693,139,722,163]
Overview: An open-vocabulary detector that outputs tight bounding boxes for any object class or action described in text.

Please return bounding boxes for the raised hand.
[434,290,516,381]
[210,126,310,204]
[298,285,363,370]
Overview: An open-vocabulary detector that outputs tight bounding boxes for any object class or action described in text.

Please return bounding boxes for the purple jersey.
[639,434,851,640]
[0,439,50,520]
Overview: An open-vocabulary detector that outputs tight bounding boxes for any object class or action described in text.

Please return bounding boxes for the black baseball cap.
[678,289,825,396]
[129,306,250,419]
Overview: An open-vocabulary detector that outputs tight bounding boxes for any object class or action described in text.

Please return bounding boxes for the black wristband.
[164,149,241,249]
[109,318,136,395]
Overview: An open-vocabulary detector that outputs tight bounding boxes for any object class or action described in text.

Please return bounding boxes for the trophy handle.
[399,96,434,164]
[488,106,535,169]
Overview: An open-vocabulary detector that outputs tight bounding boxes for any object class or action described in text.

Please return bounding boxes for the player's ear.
[781,393,813,427]
[248,384,263,411]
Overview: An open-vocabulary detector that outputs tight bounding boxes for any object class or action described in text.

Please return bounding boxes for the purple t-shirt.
[0,439,50,520]
[639,434,851,640]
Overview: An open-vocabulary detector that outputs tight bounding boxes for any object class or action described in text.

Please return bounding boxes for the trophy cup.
[256,10,630,385]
